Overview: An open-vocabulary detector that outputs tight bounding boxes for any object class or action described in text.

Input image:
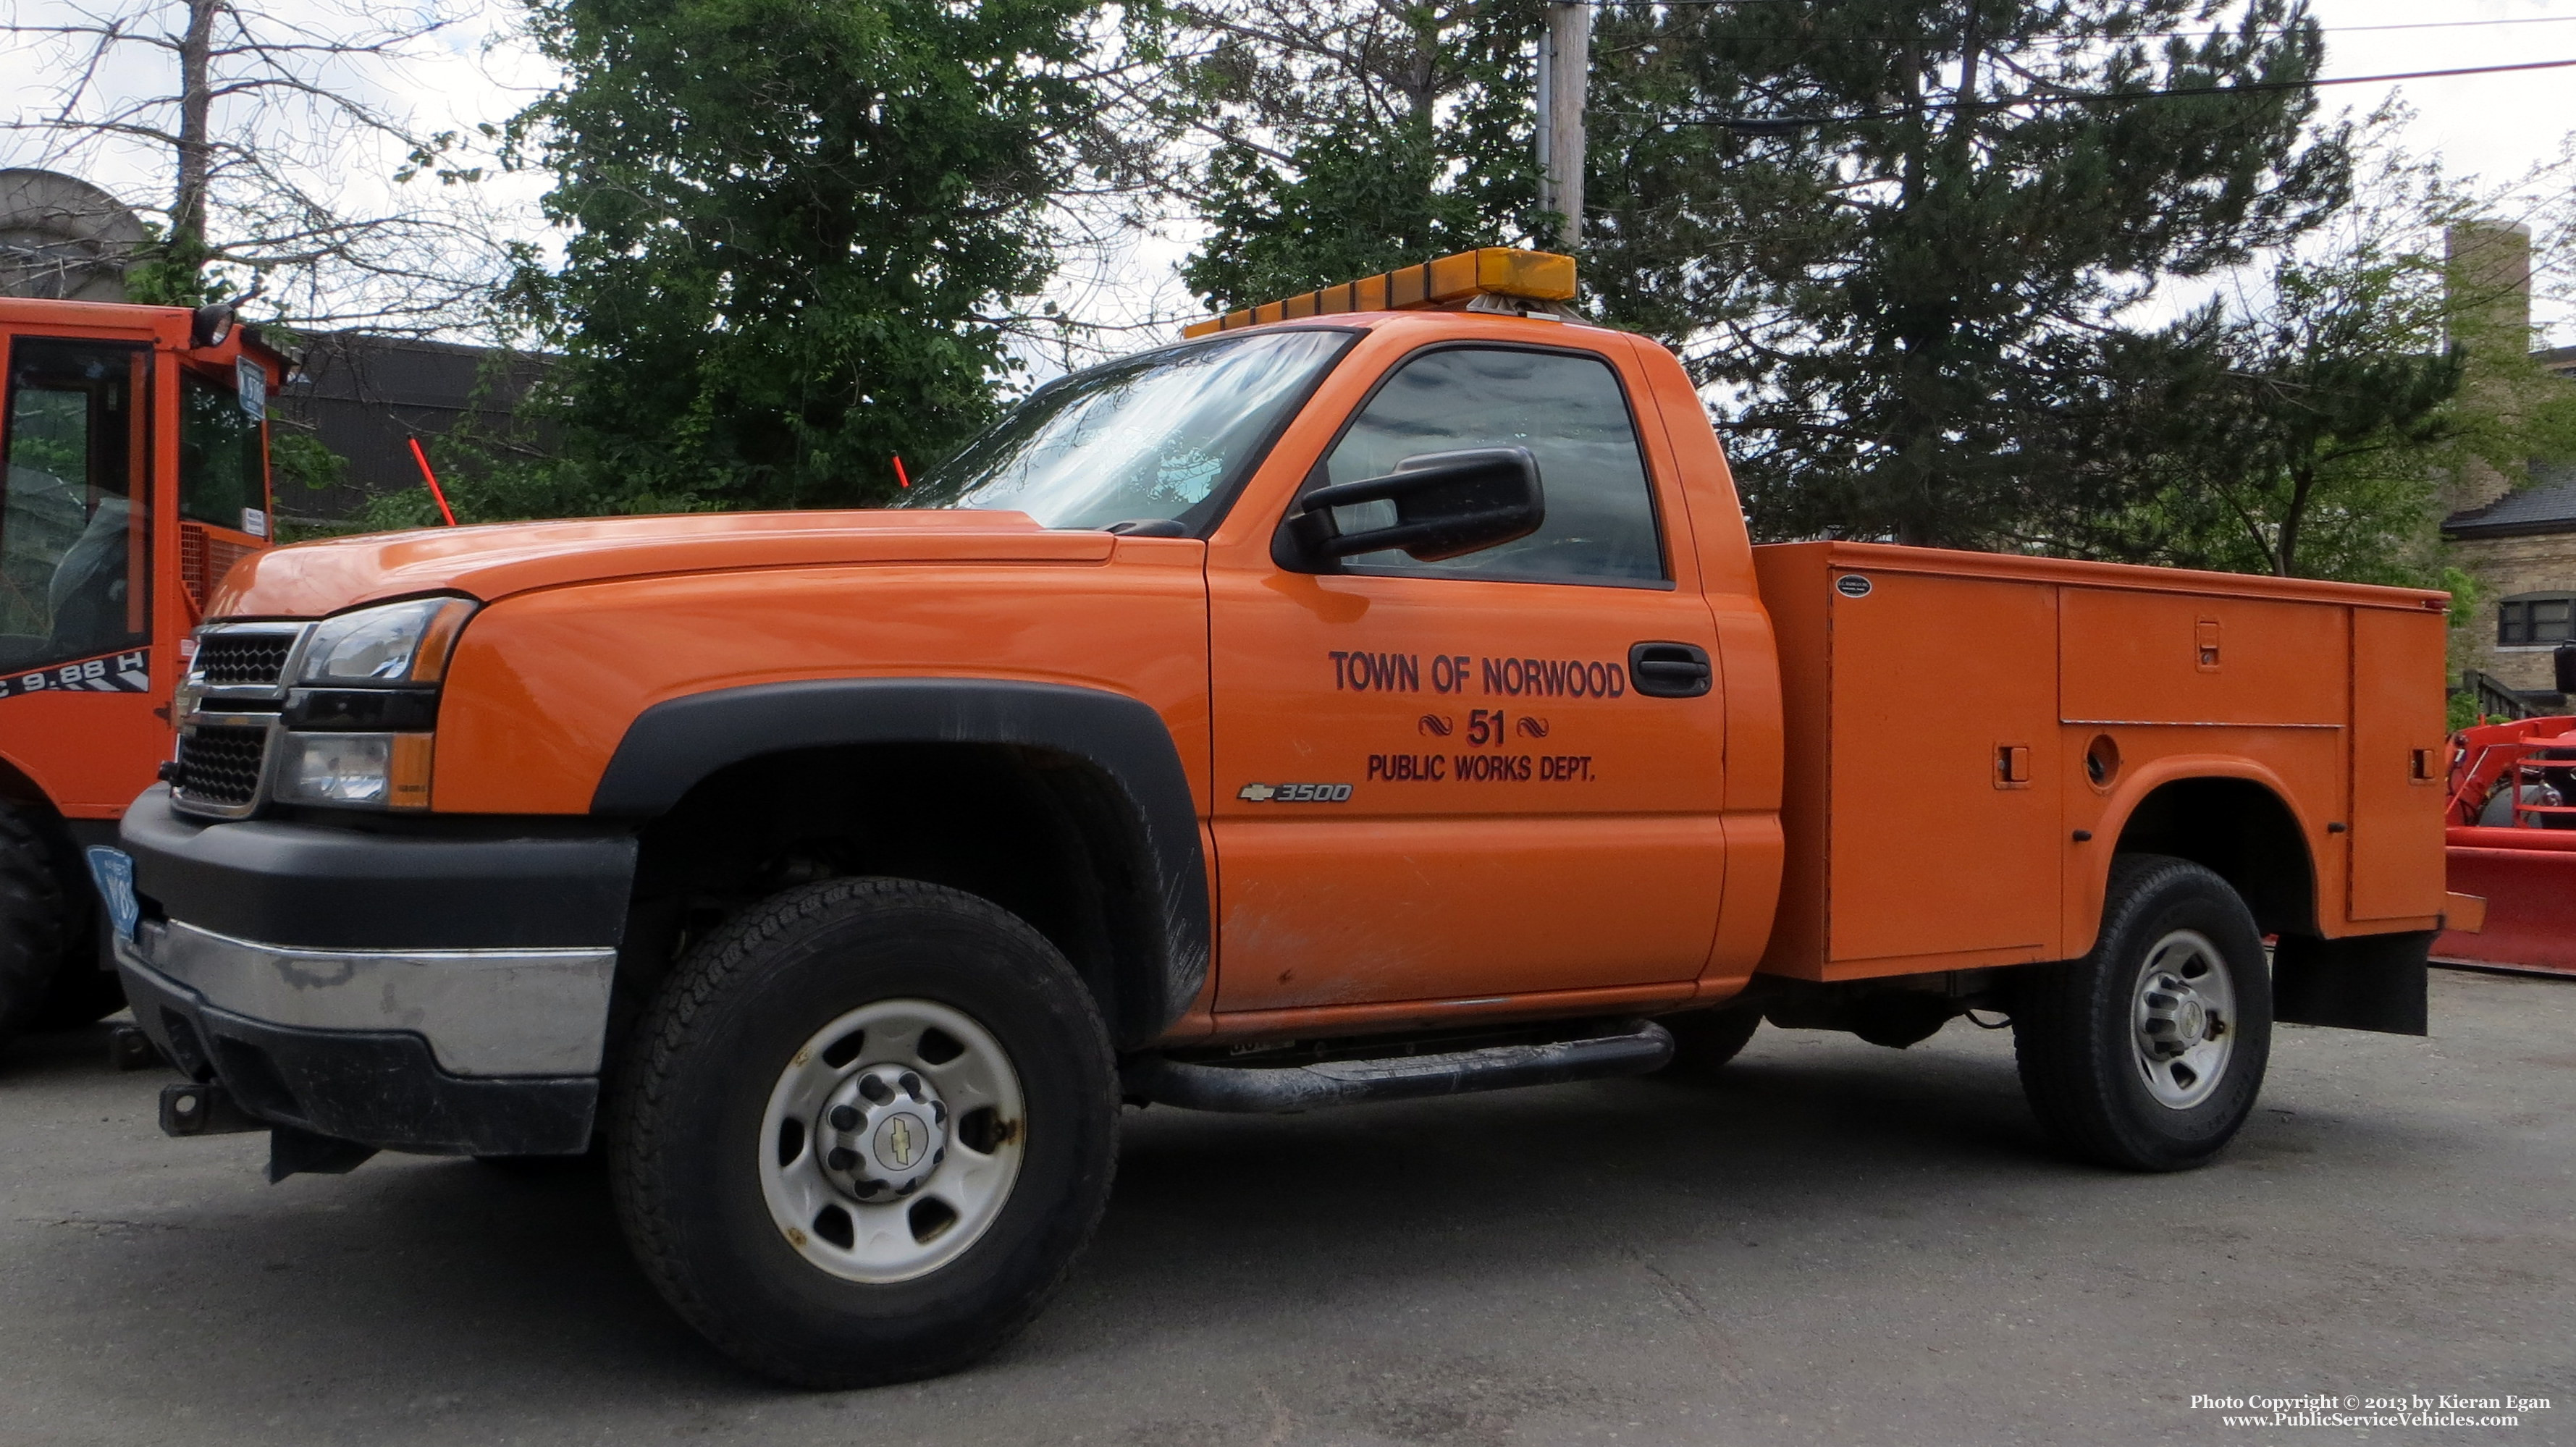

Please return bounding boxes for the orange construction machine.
[2436,710,2576,975]
[101,248,2459,1387]
[0,297,281,1048]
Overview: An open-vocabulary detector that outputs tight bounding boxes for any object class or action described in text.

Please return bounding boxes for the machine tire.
[611,877,1118,1388]
[33,960,127,1032]
[2013,854,2272,1172]
[33,882,123,1031]
[0,803,71,1048]
[1657,1004,1762,1080]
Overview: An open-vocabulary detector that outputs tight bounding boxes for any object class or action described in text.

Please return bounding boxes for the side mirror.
[2555,640,2576,697]
[1286,447,1544,565]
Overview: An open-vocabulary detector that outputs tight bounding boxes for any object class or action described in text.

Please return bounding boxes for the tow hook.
[158,1081,265,1136]
[107,1024,164,1073]
[157,1084,379,1182]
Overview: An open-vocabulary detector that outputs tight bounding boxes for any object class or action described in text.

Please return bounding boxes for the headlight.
[298,597,475,685]
[274,732,434,809]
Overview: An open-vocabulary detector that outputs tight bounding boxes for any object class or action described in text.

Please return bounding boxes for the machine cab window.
[0,337,150,672]
[180,365,267,536]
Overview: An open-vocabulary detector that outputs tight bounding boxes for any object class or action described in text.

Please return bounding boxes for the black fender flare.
[590,679,1209,1034]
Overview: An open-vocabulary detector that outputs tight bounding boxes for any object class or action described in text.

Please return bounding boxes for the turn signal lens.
[389,733,434,809]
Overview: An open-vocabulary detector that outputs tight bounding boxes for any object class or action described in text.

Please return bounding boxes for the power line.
[1648,56,2576,132]
[1581,7,2576,42]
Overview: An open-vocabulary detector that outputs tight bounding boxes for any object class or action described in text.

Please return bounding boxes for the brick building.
[2438,222,2576,703]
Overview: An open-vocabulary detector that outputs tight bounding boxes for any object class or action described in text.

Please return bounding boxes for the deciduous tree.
[2037,135,2576,583]
[492,0,1119,515]
[3,0,505,329]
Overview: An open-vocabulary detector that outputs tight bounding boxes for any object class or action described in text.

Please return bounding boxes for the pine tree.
[1579,0,2352,547]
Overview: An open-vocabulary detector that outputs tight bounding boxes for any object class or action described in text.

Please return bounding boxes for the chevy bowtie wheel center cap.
[819,1064,948,1203]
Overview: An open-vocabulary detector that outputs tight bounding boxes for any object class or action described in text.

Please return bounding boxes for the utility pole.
[1533,0,1589,250]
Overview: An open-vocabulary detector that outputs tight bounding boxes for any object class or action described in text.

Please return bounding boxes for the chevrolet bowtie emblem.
[877,1113,920,1169]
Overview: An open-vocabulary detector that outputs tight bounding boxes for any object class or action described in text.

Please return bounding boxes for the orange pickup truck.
[104,250,2454,1388]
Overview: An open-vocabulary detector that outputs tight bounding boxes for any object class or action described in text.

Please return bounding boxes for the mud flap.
[2273,930,2430,1037]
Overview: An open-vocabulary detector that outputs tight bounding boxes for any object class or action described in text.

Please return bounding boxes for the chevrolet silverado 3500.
[104,250,2454,1386]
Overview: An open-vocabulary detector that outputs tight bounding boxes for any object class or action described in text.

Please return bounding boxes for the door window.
[1318,346,1666,585]
[0,338,150,672]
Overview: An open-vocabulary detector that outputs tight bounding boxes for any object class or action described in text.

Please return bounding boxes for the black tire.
[0,803,71,1048]
[612,877,1118,1388]
[1657,1004,1761,1080]
[2013,854,2273,1172]
[33,958,127,1032]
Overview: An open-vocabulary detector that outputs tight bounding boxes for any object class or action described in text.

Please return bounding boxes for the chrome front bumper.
[116,920,615,1077]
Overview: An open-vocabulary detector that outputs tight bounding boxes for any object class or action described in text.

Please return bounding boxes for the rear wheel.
[2013,855,2272,1171]
[0,804,71,1048]
[612,877,1117,1388]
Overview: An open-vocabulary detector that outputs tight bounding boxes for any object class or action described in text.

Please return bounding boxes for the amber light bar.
[1182,247,1578,338]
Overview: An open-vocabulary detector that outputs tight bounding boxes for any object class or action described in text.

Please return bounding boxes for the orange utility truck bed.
[1754,541,2455,982]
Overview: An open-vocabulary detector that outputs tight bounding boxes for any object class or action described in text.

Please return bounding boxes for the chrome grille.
[173,725,271,808]
[195,633,295,688]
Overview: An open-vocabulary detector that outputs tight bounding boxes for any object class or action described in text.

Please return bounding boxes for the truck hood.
[209,509,1116,618]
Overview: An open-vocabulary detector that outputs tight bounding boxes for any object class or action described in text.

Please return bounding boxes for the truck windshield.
[900,329,1354,531]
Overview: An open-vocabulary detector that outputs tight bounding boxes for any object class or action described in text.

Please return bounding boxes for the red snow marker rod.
[408,436,459,526]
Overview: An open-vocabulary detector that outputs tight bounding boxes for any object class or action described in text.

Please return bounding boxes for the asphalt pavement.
[1,967,2567,1446]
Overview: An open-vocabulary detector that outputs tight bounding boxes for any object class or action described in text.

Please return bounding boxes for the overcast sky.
[5,0,2572,343]
[2306,0,2576,189]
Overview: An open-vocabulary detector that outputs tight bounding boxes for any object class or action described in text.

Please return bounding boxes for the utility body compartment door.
[1826,569,2061,963]
[2346,607,2448,921]
[1753,545,2063,979]
[1205,339,1727,1013]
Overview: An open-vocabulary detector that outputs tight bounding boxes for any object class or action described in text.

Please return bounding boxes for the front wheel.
[2013,855,2273,1172]
[612,877,1118,1388]
[1656,1004,1762,1080]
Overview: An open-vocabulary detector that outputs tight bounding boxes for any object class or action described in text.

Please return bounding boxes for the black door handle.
[1628,641,1712,699]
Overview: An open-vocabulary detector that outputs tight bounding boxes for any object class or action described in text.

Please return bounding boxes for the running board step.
[1124,1019,1673,1113]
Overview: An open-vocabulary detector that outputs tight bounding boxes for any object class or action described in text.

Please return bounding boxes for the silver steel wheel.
[2129,929,2237,1110]
[759,998,1026,1283]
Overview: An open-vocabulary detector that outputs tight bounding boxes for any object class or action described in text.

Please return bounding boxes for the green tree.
[1174,0,1547,311]
[1578,0,2352,547]
[496,0,1106,516]
[2034,135,2576,583]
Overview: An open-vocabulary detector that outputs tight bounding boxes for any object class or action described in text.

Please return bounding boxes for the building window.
[2499,594,2576,646]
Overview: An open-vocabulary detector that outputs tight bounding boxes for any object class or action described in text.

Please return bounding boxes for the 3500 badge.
[1237,782,1353,803]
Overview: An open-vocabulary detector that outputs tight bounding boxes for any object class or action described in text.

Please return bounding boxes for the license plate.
[85,847,138,942]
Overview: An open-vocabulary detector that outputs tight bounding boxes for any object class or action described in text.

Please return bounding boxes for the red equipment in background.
[2437,714,2576,976]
